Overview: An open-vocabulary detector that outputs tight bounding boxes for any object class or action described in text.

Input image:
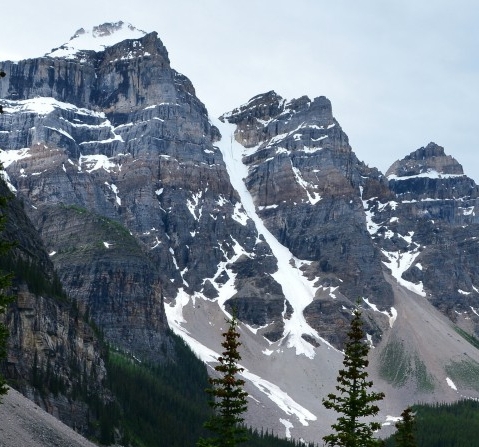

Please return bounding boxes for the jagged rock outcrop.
[365,142,479,335]
[387,142,464,178]
[386,143,479,215]
[222,91,394,346]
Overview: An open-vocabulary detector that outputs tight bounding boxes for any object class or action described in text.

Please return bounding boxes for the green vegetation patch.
[105,334,213,447]
[379,338,411,386]
[56,205,142,258]
[413,355,435,392]
[445,359,479,392]
[455,326,479,350]
[0,255,67,301]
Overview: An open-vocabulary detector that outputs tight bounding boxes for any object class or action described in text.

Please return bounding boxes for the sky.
[1,0,478,181]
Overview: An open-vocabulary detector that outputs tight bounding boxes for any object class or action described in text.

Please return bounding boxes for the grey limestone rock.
[222,91,394,347]
[0,25,286,359]
[366,142,479,336]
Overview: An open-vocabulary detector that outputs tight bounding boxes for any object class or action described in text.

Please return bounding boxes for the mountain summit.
[46,21,147,58]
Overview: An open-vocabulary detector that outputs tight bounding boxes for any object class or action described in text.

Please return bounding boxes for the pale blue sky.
[2,0,478,181]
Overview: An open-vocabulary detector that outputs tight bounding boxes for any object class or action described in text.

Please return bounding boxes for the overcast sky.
[1,0,478,181]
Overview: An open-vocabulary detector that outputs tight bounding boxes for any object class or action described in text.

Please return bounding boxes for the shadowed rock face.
[0,180,106,435]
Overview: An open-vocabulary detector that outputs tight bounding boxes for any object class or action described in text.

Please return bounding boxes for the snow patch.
[186,191,203,221]
[0,148,31,168]
[382,415,402,426]
[290,161,321,205]
[366,333,375,348]
[79,154,118,173]
[0,169,16,192]
[381,249,426,297]
[462,206,475,216]
[388,170,465,181]
[105,182,121,205]
[232,202,249,226]
[2,97,105,118]
[47,22,147,58]
[279,419,294,438]
[446,377,457,391]
[241,369,317,427]
[363,298,398,328]
[258,204,279,210]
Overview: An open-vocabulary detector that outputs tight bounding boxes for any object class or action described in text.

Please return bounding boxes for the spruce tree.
[394,407,416,447]
[323,304,385,447]
[198,314,249,447]
[0,165,14,399]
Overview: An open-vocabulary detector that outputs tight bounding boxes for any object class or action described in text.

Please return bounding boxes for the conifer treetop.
[323,305,385,447]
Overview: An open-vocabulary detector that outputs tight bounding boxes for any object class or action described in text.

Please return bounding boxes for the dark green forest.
[0,255,66,301]
[104,335,212,446]
[384,399,479,447]
[102,335,312,446]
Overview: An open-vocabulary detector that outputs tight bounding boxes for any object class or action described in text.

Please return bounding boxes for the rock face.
[222,91,394,346]
[0,179,106,436]
[366,142,479,334]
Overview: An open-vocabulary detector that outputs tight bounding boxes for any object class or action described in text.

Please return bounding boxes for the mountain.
[1,21,479,444]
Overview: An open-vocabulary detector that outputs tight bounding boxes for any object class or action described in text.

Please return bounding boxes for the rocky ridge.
[366,142,479,329]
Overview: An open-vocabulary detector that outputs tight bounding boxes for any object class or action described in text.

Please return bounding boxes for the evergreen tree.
[394,407,416,447]
[0,165,14,399]
[198,314,249,447]
[323,304,385,447]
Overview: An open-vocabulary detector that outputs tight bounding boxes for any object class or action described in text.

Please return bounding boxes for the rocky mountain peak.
[46,21,148,59]
[221,91,339,149]
[221,90,284,124]
[386,142,464,178]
